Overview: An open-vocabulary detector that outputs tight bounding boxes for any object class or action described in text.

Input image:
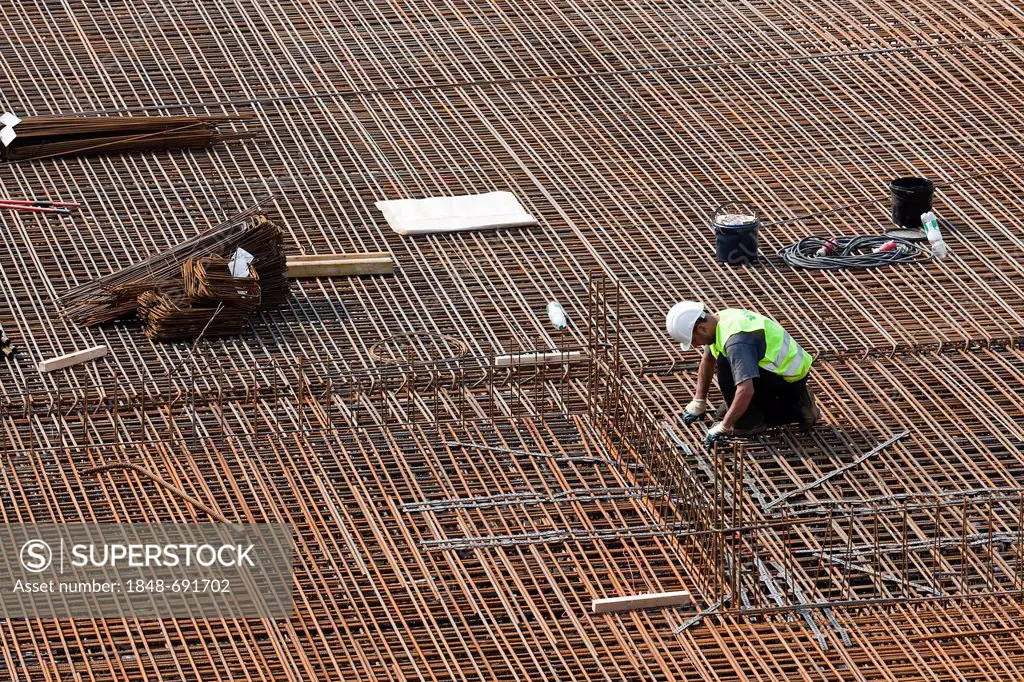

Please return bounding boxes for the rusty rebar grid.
[4,0,1024,679]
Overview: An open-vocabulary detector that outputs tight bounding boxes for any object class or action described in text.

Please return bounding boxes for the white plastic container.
[921,212,948,260]
[547,301,567,330]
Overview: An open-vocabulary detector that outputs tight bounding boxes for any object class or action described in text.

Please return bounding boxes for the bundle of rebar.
[0,325,13,359]
[137,290,248,341]
[183,256,262,311]
[60,205,288,327]
[239,215,290,309]
[1,114,253,162]
[120,215,288,342]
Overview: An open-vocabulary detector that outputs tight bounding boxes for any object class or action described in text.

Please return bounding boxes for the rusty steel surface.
[3,0,1024,680]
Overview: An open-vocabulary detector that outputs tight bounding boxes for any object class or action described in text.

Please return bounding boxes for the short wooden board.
[592,591,692,614]
[38,345,108,373]
[285,253,393,278]
[493,351,583,367]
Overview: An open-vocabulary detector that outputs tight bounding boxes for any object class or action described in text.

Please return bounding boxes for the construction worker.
[666,302,818,450]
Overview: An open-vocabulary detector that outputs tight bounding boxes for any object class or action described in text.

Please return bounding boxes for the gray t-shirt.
[723,330,766,384]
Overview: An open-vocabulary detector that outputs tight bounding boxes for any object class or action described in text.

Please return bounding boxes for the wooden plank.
[493,351,583,367]
[285,253,393,278]
[288,252,390,264]
[592,590,692,614]
[38,345,108,373]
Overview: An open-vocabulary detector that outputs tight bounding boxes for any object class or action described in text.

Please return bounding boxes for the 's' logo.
[20,540,52,573]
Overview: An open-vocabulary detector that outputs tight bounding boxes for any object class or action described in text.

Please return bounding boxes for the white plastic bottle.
[547,301,567,330]
[921,212,948,260]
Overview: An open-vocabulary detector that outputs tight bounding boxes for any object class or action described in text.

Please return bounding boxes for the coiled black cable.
[778,235,928,269]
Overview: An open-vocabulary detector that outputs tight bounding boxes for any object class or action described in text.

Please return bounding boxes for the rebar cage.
[3,272,1023,631]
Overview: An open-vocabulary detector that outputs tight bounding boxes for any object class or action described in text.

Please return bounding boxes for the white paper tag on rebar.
[229,247,254,278]
[0,112,20,147]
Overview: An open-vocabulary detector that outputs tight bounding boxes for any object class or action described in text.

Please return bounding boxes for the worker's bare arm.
[722,379,754,429]
[694,348,716,400]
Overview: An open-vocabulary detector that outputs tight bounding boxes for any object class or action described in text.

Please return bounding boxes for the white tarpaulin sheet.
[375,192,537,236]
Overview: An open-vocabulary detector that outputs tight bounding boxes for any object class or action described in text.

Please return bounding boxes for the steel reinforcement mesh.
[3,0,1024,679]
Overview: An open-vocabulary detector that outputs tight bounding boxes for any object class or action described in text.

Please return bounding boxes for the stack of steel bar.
[0,114,253,161]
[138,290,249,341]
[3,0,1024,679]
[58,204,269,326]
[183,256,262,310]
[239,215,290,309]
[58,208,288,341]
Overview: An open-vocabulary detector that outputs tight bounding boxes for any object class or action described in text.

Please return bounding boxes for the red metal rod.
[0,203,71,214]
[0,198,80,207]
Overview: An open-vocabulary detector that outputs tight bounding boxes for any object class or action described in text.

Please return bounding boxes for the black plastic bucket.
[713,202,760,265]
[889,177,934,230]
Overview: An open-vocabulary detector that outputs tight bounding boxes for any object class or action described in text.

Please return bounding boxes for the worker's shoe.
[714,403,729,421]
[796,386,820,430]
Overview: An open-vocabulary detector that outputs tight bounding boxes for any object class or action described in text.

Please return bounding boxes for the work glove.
[683,398,708,425]
[704,422,734,452]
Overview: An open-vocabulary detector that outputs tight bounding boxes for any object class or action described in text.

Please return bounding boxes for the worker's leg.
[791,378,820,429]
[714,356,767,433]
[745,370,788,426]
[756,374,819,428]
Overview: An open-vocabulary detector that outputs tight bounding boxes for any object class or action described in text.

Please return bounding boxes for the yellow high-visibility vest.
[709,309,812,382]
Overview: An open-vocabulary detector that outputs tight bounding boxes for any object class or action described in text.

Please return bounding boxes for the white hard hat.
[666,301,705,351]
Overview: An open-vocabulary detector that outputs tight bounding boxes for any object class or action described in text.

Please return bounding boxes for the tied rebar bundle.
[1,114,254,162]
[241,215,290,308]
[61,206,289,342]
[60,205,289,328]
[137,290,248,342]
[135,216,287,342]
[183,256,262,312]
